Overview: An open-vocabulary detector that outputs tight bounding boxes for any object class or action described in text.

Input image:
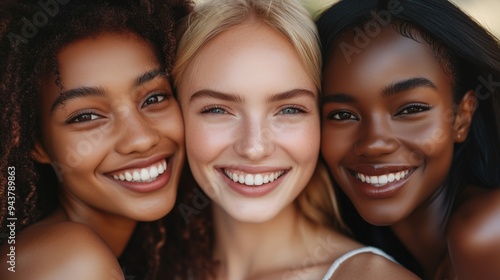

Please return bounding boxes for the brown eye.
[328,110,358,121]
[397,103,432,115]
[66,112,101,124]
[142,94,167,108]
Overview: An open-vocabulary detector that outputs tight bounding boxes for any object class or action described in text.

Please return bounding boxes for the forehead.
[324,26,452,93]
[179,21,316,98]
[55,32,158,85]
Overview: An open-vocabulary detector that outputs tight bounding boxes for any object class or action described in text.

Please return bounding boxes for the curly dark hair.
[0,0,192,278]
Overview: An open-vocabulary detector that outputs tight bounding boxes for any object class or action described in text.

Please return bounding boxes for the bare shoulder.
[330,251,420,280]
[0,222,124,280]
[448,189,500,279]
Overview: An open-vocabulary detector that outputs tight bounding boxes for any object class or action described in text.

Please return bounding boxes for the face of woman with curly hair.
[33,32,185,222]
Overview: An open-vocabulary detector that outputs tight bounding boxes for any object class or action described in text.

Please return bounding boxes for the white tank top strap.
[322,246,397,280]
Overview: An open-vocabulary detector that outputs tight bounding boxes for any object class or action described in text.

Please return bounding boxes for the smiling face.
[35,32,184,222]
[177,21,320,223]
[321,27,463,226]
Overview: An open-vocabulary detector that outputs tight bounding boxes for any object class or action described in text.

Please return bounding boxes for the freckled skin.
[177,21,320,223]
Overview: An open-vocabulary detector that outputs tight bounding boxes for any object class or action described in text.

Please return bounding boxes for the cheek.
[399,119,455,165]
[321,125,346,165]
[279,120,320,164]
[184,118,233,168]
[161,108,185,145]
[45,133,110,185]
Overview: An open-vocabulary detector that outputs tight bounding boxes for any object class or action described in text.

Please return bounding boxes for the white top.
[322,246,397,280]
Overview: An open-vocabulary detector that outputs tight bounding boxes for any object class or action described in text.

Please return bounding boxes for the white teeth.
[254,174,263,186]
[133,171,140,181]
[355,169,412,187]
[150,166,159,178]
[263,175,270,184]
[245,174,254,185]
[140,169,150,181]
[111,160,166,183]
[388,173,395,182]
[378,175,388,184]
[224,169,286,186]
[125,172,132,181]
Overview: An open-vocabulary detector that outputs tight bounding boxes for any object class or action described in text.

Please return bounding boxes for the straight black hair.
[317,0,500,277]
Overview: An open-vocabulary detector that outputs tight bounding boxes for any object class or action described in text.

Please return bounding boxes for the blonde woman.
[172,0,419,279]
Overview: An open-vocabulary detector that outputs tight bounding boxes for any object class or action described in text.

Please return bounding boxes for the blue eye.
[278,106,305,115]
[328,110,358,121]
[201,106,227,114]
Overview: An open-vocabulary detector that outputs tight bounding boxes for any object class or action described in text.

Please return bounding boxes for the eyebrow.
[50,68,167,113]
[133,68,167,88]
[50,86,104,112]
[321,77,437,105]
[266,89,316,102]
[321,93,355,104]
[382,77,437,97]
[189,88,316,104]
[189,90,244,103]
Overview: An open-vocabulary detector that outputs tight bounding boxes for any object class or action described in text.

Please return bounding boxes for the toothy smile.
[355,169,412,187]
[111,160,167,183]
[223,169,286,186]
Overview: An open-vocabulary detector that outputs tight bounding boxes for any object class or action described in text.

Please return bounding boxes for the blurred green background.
[194,0,500,39]
[301,0,500,39]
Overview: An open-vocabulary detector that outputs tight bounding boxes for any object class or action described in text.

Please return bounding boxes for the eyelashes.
[64,91,172,125]
[65,110,103,124]
[325,103,432,122]
[395,103,432,115]
[199,105,308,116]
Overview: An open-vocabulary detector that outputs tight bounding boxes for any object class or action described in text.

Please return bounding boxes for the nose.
[115,109,161,155]
[233,117,275,161]
[353,115,399,157]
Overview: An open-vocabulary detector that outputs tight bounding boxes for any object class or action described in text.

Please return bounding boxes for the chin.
[225,206,282,224]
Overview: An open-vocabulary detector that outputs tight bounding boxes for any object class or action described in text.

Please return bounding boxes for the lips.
[345,165,416,199]
[109,159,167,183]
[223,169,286,186]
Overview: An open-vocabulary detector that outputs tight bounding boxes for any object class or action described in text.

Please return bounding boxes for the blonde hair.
[174,0,348,233]
[173,0,321,90]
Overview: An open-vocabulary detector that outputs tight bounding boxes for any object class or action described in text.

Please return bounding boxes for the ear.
[31,142,51,164]
[453,90,477,143]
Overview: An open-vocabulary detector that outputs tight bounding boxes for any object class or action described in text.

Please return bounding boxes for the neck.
[391,187,449,279]
[60,194,137,257]
[212,203,315,280]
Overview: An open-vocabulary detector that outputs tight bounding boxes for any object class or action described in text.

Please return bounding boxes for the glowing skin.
[36,32,184,226]
[177,21,320,223]
[321,27,459,226]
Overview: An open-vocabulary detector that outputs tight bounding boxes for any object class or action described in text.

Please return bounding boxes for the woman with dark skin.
[0,0,191,279]
[317,0,500,279]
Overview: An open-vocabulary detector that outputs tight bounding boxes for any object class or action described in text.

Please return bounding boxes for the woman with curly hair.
[171,0,419,279]
[0,0,191,279]
[317,0,500,279]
